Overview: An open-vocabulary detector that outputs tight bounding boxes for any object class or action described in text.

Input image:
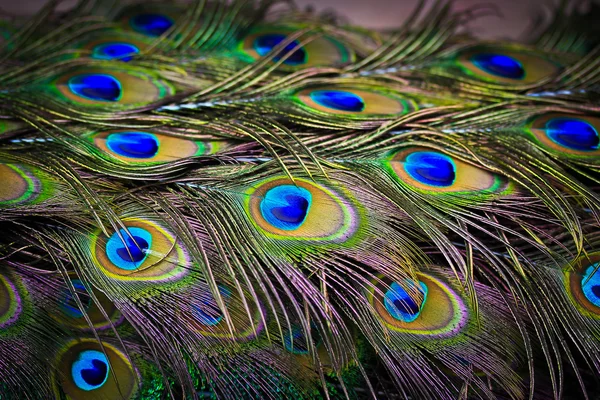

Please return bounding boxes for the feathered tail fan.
[0,0,599,399]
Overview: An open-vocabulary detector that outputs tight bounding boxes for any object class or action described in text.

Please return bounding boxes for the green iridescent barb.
[0,0,599,399]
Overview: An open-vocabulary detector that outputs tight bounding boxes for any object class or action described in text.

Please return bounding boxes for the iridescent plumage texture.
[0,0,599,399]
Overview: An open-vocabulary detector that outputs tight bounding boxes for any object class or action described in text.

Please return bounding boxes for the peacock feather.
[0,0,600,399]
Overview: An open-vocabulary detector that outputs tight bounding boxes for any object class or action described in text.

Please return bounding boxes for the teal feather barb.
[0,0,599,399]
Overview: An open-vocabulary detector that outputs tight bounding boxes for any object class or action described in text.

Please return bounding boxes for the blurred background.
[0,0,594,40]
[295,0,554,40]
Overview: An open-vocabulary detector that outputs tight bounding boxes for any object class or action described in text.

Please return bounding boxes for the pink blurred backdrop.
[0,0,590,40]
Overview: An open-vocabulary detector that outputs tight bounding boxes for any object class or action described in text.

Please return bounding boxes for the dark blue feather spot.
[60,279,92,319]
[130,14,173,37]
[191,286,230,326]
[115,236,148,262]
[71,350,110,391]
[253,34,306,65]
[309,90,365,112]
[582,263,600,307]
[470,53,525,80]
[191,303,222,326]
[272,196,309,223]
[92,42,139,62]
[68,74,122,102]
[260,185,312,230]
[384,281,428,322]
[106,131,159,159]
[404,151,456,187]
[106,227,152,271]
[545,118,599,151]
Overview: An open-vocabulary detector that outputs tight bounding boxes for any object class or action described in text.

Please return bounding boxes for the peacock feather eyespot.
[565,253,600,318]
[76,34,151,63]
[368,273,467,336]
[54,339,138,399]
[309,90,365,112]
[54,274,122,330]
[68,74,123,102]
[403,151,456,188]
[384,280,428,323]
[386,147,511,195]
[455,45,560,85]
[253,34,307,66]
[129,13,174,37]
[190,285,231,327]
[239,25,353,68]
[92,42,140,62]
[116,3,180,38]
[107,131,159,159]
[0,273,22,330]
[60,279,92,319]
[71,350,110,391]
[53,68,174,107]
[581,265,600,307]
[294,86,416,117]
[105,227,152,271]
[0,163,53,206]
[546,118,599,151]
[181,284,265,340]
[86,130,227,164]
[90,217,190,282]
[526,113,600,159]
[470,53,525,80]
[260,185,312,231]
[245,177,361,244]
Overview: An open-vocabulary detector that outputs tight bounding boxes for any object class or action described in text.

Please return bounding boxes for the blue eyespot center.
[404,151,456,187]
[106,227,152,271]
[384,280,428,323]
[470,53,525,80]
[253,34,306,65]
[106,131,159,159]
[260,185,312,231]
[582,263,600,307]
[92,43,139,62]
[116,236,148,262]
[545,118,599,151]
[309,90,365,112]
[71,350,110,391]
[68,74,122,102]
[130,14,173,37]
[61,280,92,318]
[191,286,231,326]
